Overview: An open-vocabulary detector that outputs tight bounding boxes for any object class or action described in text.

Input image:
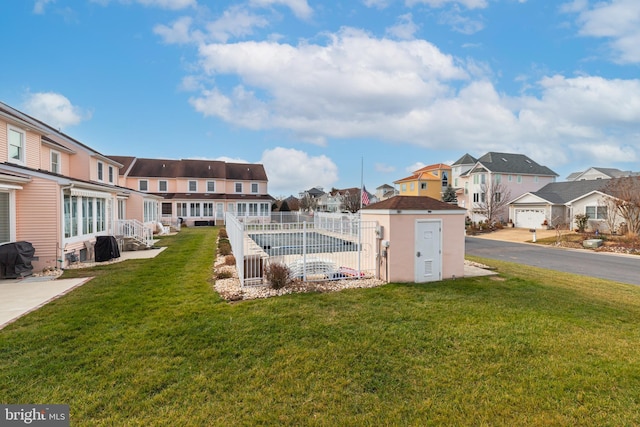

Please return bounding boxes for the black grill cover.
[95,236,121,262]
[0,241,36,279]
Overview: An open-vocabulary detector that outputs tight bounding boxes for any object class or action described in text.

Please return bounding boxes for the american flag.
[361,186,370,206]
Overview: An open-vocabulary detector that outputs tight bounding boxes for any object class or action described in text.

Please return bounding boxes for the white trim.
[70,188,111,199]
[0,183,23,190]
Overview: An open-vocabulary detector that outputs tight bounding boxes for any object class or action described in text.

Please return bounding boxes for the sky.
[2,0,640,198]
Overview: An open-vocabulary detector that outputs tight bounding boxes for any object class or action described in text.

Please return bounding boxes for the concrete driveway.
[469,227,561,243]
[0,247,166,330]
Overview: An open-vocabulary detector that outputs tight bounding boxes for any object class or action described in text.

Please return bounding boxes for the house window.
[139,180,148,191]
[118,199,126,220]
[481,174,486,185]
[237,203,247,216]
[251,183,258,193]
[517,175,522,183]
[508,175,513,182]
[464,182,468,195]
[7,125,25,164]
[96,199,105,232]
[585,206,607,220]
[235,182,243,193]
[401,184,406,192]
[420,182,427,190]
[249,203,258,216]
[203,203,214,216]
[64,195,79,238]
[144,200,157,222]
[159,180,168,192]
[0,192,11,243]
[494,192,501,202]
[410,183,415,191]
[473,175,478,184]
[207,181,215,192]
[454,178,458,187]
[442,171,448,187]
[177,203,187,217]
[162,203,172,216]
[82,197,94,234]
[481,192,486,203]
[494,174,502,184]
[473,193,480,203]
[190,202,201,217]
[50,150,60,174]
[97,162,104,181]
[108,166,114,184]
[260,203,270,216]
[188,180,197,192]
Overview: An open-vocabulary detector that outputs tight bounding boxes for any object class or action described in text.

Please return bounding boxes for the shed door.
[415,220,442,283]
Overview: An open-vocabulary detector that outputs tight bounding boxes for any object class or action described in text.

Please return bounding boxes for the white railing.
[225,212,378,287]
[115,219,154,248]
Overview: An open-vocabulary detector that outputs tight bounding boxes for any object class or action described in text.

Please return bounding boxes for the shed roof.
[362,195,465,211]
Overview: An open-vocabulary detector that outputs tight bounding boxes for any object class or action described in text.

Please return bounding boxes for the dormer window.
[188,180,197,192]
[139,180,148,192]
[97,161,104,181]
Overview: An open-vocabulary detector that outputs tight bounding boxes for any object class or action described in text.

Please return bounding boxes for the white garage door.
[515,209,545,229]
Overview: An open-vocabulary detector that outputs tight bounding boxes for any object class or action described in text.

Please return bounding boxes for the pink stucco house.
[361,196,466,283]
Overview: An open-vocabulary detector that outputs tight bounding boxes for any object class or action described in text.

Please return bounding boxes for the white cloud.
[90,0,195,10]
[154,16,198,44]
[406,162,425,173]
[386,13,419,40]
[566,0,640,63]
[33,0,54,14]
[22,92,90,129]
[405,0,488,9]
[249,0,313,20]
[206,6,270,43]
[260,147,338,196]
[182,26,640,176]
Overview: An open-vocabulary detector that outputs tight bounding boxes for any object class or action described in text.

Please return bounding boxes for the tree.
[604,177,640,235]
[299,193,318,212]
[599,195,620,235]
[442,185,457,203]
[474,181,511,224]
[342,190,361,213]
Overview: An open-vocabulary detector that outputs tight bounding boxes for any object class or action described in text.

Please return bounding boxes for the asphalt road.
[466,237,640,286]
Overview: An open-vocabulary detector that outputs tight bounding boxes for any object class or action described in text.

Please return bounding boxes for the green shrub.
[218,241,232,256]
[218,228,228,238]
[265,262,291,290]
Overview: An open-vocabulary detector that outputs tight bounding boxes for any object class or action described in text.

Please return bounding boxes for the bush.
[265,262,291,290]
[218,241,232,256]
[218,228,228,238]
[225,255,236,266]
[575,213,589,233]
[216,270,233,280]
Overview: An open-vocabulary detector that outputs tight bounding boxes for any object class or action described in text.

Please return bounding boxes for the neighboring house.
[316,187,372,212]
[299,186,325,200]
[375,184,397,201]
[0,101,156,271]
[509,179,624,232]
[455,152,558,223]
[394,163,451,200]
[108,156,274,226]
[566,167,639,181]
[451,153,477,197]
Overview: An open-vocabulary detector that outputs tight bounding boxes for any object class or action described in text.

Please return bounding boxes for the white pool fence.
[225,212,379,286]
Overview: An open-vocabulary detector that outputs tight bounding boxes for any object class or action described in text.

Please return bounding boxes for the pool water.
[249,232,357,256]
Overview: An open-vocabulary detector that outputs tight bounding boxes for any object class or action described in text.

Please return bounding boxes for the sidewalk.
[0,247,166,330]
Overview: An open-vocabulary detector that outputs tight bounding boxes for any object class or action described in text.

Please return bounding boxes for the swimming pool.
[249,231,358,256]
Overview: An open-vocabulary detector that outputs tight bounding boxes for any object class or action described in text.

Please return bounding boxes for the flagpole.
[358,156,363,275]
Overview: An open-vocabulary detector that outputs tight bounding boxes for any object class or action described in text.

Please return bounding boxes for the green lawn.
[2,227,640,426]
